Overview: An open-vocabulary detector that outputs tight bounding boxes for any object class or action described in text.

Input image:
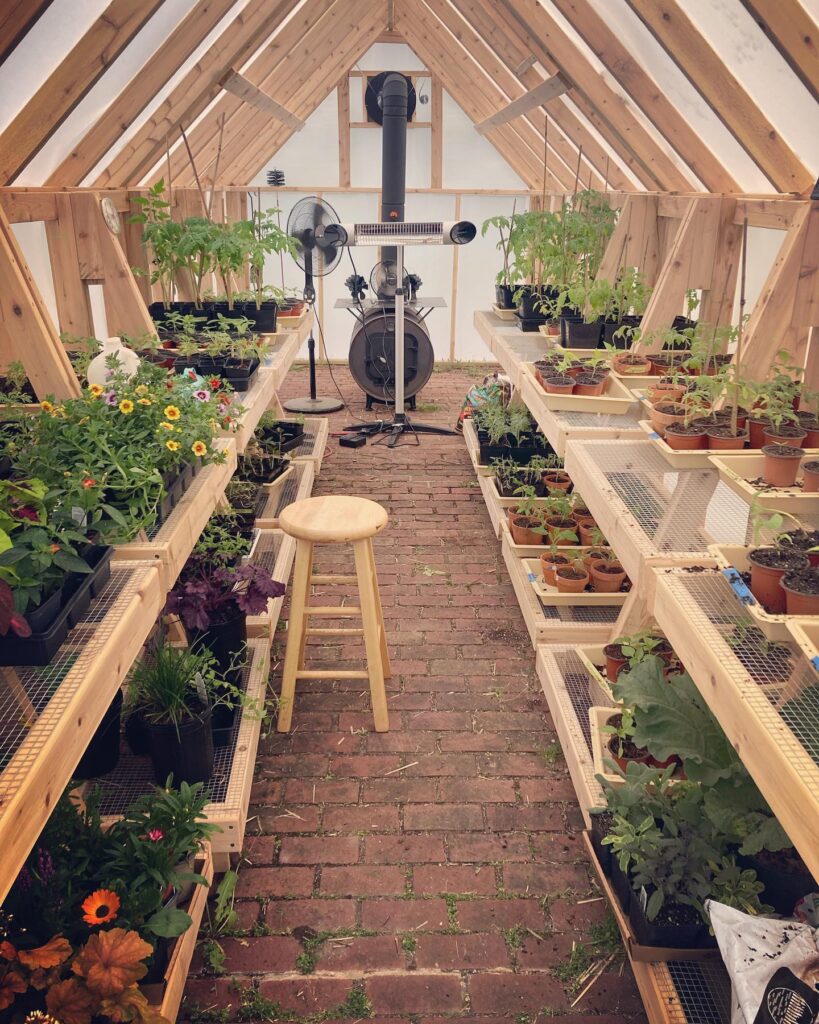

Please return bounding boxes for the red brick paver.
[183,367,645,1023]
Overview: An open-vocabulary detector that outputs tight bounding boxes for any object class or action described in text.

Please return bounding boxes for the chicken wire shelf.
[255,460,315,529]
[288,416,330,475]
[475,309,550,388]
[653,567,819,880]
[654,960,731,1024]
[536,645,612,824]
[232,368,277,453]
[245,528,295,638]
[97,640,269,861]
[0,562,162,903]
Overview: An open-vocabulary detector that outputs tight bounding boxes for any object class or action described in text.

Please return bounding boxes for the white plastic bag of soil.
[708,900,819,1024]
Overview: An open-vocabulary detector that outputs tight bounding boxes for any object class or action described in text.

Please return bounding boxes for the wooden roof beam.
[741,0,819,105]
[0,0,165,184]
[0,0,53,65]
[220,71,305,130]
[497,0,697,192]
[94,0,297,187]
[475,74,569,133]
[549,0,740,192]
[47,0,239,186]
[625,0,813,193]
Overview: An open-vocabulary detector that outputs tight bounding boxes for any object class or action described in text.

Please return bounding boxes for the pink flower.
[193,389,210,402]
[13,506,38,522]
[104,391,117,406]
[147,828,164,842]
[217,403,227,416]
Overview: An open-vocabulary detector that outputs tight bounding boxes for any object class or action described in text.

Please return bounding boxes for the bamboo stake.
[572,145,583,200]
[541,114,549,201]
[604,156,610,192]
[180,125,211,223]
[207,113,226,218]
[730,217,749,437]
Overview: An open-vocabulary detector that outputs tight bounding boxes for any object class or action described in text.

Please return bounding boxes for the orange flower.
[40,401,54,414]
[82,478,96,489]
[191,441,207,457]
[163,405,180,421]
[49,544,60,554]
[81,889,120,926]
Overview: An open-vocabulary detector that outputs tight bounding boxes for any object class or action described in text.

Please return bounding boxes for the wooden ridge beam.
[625,0,813,193]
[94,0,296,187]
[475,74,569,133]
[219,71,305,130]
[741,0,819,104]
[0,0,53,65]
[0,0,165,184]
[549,0,740,192]
[47,0,238,186]
[448,0,638,190]
[444,0,631,190]
[497,0,697,192]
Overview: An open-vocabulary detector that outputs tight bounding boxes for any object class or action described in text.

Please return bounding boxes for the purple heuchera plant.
[166,564,285,632]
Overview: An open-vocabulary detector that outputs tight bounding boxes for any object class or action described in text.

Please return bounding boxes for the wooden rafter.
[497,0,697,193]
[94,0,297,187]
[0,0,165,184]
[625,0,813,193]
[741,0,819,105]
[46,0,239,186]
[549,0,740,192]
[0,0,53,66]
[475,74,569,133]
[220,71,305,130]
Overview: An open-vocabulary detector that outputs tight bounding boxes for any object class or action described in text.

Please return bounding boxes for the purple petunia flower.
[104,391,117,406]
[217,403,227,416]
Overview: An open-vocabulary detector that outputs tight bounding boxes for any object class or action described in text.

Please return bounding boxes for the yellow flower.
[40,400,54,413]
[137,398,152,406]
[159,421,174,431]
[164,405,181,421]
[119,399,134,415]
[166,440,181,452]
[52,406,66,418]
[89,384,104,397]
[191,441,207,457]
[135,384,149,396]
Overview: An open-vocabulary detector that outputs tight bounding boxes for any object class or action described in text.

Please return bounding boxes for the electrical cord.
[347,249,395,407]
[310,297,369,423]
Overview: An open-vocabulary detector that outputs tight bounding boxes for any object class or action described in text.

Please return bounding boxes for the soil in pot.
[544,375,575,395]
[554,565,589,593]
[510,515,544,546]
[795,412,819,448]
[649,402,686,435]
[146,707,214,785]
[574,373,607,397]
[706,425,748,450]
[603,643,629,681]
[542,471,572,493]
[761,444,804,487]
[802,460,819,492]
[74,690,123,779]
[605,713,652,770]
[748,547,810,613]
[763,423,807,448]
[629,894,702,949]
[779,528,819,567]
[780,567,819,615]
[664,422,708,450]
[589,560,627,593]
[546,517,579,545]
[740,847,819,917]
[541,552,571,587]
[582,547,609,570]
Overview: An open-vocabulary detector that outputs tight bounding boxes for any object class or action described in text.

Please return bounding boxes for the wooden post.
[698,197,742,330]
[0,204,80,398]
[45,193,94,337]
[337,75,351,188]
[430,77,442,189]
[122,190,154,305]
[94,200,157,339]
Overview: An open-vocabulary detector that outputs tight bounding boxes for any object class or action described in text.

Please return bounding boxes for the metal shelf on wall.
[652,565,819,881]
[0,563,163,903]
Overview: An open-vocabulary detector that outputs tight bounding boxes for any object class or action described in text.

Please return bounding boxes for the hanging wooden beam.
[94,0,297,187]
[220,71,305,130]
[430,77,443,189]
[625,0,812,193]
[44,194,94,337]
[699,198,742,329]
[0,0,53,65]
[475,74,569,133]
[497,0,697,192]
[0,0,165,184]
[741,0,819,105]
[549,0,740,192]
[47,0,238,186]
[337,75,351,188]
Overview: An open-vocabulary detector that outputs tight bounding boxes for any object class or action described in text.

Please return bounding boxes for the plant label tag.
[193,671,208,704]
[527,572,537,582]
[638,885,648,911]
[71,506,87,526]
[722,567,756,606]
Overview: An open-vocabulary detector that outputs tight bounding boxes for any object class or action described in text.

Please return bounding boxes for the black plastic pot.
[190,610,247,687]
[143,935,172,985]
[238,453,287,484]
[628,893,702,949]
[125,710,150,756]
[146,708,214,785]
[517,287,549,321]
[26,587,64,634]
[603,315,641,349]
[259,420,305,454]
[197,355,227,377]
[74,690,123,779]
[495,284,516,310]
[235,300,278,334]
[739,852,818,916]
[174,357,200,376]
[609,858,633,915]
[0,456,12,479]
[222,357,260,392]
[560,315,603,349]
[63,545,114,627]
[589,812,613,876]
[211,700,238,749]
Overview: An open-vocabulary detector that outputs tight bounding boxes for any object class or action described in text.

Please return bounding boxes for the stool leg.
[366,538,392,679]
[353,539,389,732]
[277,540,314,732]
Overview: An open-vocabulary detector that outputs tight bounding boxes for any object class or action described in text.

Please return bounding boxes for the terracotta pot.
[707,428,748,451]
[762,425,807,448]
[802,460,819,493]
[578,521,601,546]
[761,444,803,487]
[649,402,686,435]
[574,376,607,397]
[544,375,575,395]
[510,515,543,546]
[647,382,685,405]
[540,552,571,588]
[804,427,819,448]
[571,507,592,524]
[555,565,590,593]
[604,649,628,682]
[546,517,579,545]
[607,735,653,773]
[543,472,572,493]
[748,417,770,449]
[748,548,810,614]
[582,548,609,570]
[664,424,707,450]
[718,407,748,429]
[565,363,586,379]
[781,569,819,615]
[614,355,652,376]
[589,559,627,593]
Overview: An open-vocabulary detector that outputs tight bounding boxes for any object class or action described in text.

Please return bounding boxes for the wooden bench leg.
[277,539,314,732]
[353,539,389,732]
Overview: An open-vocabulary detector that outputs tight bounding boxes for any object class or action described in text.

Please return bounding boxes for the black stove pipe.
[379,72,408,271]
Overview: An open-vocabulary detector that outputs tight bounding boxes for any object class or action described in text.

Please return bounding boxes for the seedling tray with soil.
[589,706,685,790]
[637,419,715,468]
[708,451,819,512]
[524,557,631,605]
[522,363,639,414]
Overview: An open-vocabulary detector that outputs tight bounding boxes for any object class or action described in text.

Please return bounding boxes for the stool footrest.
[295,669,370,680]
[306,627,364,636]
[305,605,361,616]
[310,574,357,584]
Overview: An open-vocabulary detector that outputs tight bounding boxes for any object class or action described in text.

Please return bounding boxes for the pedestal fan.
[281,195,344,414]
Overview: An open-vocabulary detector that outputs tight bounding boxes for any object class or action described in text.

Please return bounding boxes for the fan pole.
[281,307,344,414]
[394,244,406,421]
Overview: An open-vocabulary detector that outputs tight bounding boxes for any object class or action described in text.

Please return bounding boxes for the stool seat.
[279,495,388,543]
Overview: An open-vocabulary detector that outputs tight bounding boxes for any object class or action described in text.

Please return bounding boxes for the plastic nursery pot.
[613,353,652,376]
[544,374,575,395]
[554,564,590,593]
[664,422,708,450]
[546,517,579,545]
[571,506,592,524]
[146,708,215,786]
[574,374,607,397]
[802,460,819,492]
[795,413,819,448]
[190,609,247,688]
[540,552,571,588]
[542,471,572,493]
[747,417,771,449]
[495,284,516,310]
[564,362,586,379]
[706,426,749,450]
[589,559,627,593]
[589,810,614,876]
[649,402,686,435]
[747,547,810,614]
[762,424,808,448]
[510,515,544,546]
[761,444,804,487]
[780,567,819,615]
[74,689,123,779]
[628,895,703,950]
[603,644,628,682]
[560,315,603,349]
[738,848,819,917]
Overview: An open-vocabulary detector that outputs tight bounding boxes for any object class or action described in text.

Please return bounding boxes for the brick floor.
[183,366,645,1023]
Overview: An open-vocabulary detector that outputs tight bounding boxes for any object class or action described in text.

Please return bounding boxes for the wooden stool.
[277,495,391,732]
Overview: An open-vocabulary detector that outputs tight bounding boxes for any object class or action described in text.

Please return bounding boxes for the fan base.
[282,396,344,413]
